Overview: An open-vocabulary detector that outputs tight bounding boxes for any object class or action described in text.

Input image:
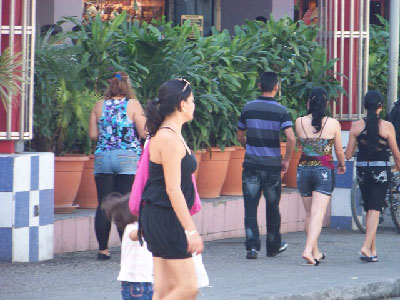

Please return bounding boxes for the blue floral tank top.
[95,98,142,156]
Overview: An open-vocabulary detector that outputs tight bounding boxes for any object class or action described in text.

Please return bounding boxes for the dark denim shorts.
[297,166,335,197]
[121,282,153,300]
[94,149,138,175]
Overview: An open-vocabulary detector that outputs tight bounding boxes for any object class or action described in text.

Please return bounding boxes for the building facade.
[36,0,294,34]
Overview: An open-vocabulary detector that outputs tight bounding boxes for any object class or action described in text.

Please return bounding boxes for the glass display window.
[83,0,165,23]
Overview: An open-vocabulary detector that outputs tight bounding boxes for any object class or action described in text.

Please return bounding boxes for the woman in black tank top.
[140,79,203,299]
[346,91,400,263]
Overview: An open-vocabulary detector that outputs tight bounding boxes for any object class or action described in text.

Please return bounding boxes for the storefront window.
[172,0,214,36]
[83,0,165,23]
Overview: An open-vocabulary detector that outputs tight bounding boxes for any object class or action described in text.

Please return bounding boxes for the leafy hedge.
[33,13,343,154]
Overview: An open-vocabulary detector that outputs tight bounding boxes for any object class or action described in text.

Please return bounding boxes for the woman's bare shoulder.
[93,99,104,115]
[127,98,142,107]
[351,119,365,127]
[380,119,395,131]
[153,129,183,152]
[327,117,340,126]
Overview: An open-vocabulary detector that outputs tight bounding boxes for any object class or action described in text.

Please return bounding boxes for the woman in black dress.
[140,79,203,299]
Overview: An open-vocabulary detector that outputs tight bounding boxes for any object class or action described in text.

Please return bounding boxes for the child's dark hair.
[307,87,328,133]
[101,193,137,231]
[364,90,383,154]
[145,79,192,137]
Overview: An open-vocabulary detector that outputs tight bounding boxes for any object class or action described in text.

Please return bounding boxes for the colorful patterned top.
[298,117,334,170]
[95,98,142,156]
[298,138,334,169]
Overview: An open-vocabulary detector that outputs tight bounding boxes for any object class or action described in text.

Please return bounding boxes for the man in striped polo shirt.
[237,72,296,259]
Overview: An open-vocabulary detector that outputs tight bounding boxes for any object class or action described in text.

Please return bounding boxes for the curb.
[263,278,400,300]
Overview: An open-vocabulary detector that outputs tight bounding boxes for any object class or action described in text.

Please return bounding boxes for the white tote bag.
[193,253,209,288]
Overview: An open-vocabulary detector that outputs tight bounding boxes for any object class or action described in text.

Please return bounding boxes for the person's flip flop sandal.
[302,259,319,266]
[317,253,326,263]
[359,255,378,262]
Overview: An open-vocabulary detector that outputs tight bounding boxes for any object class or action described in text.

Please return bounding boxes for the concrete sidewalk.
[1,228,399,300]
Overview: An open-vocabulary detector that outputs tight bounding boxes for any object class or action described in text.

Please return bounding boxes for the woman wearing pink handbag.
[139,79,203,300]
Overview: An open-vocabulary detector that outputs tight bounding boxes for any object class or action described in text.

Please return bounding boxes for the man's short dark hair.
[255,16,267,23]
[260,72,278,92]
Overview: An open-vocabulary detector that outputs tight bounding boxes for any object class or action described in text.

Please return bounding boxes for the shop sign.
[181,14,204,37]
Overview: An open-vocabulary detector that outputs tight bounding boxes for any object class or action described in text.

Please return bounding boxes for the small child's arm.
[129,228,138,241]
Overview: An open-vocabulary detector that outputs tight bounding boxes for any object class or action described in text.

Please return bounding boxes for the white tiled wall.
[12,227,30,262]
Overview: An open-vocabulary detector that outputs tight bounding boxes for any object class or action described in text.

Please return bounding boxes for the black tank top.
[141,126,197,209]
[357,121,390,162]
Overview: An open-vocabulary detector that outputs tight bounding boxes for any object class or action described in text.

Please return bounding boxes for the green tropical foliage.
[0,48,24,111]
[54,80,101,155]
[369,15,390,109]
[32,32,99,155]
[33,14,344,152]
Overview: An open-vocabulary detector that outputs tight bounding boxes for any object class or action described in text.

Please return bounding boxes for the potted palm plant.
[32,33,100,213]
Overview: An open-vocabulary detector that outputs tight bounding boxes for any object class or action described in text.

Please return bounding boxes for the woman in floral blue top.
[89,71,146,260]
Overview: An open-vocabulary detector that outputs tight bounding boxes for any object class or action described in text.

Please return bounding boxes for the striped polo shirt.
[237,96,293,170]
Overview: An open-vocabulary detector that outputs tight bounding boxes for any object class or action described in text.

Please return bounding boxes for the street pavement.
[1,228,400,300]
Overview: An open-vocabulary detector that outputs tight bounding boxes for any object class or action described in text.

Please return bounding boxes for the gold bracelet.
[185,230,197,236]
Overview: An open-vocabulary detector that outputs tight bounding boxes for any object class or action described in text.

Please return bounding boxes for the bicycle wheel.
[350,179,366,233]
[389,173,400,233]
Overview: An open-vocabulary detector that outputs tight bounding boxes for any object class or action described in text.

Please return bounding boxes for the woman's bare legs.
[302,196,314,263]
[361,210,380,257]
[152,256,197,300]
[371,231,377,257]
[302,192,330,264]
[152,257,174,300]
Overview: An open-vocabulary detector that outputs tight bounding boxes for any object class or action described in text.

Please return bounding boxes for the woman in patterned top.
[89,71,147,260]
[295,87,346,266]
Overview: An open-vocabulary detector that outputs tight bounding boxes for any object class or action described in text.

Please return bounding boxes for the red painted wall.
[0,0,23,134]
[0,0,23,152]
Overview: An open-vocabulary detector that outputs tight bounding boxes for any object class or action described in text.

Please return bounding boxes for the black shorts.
[356,166,391,212]
[140,203,191,259]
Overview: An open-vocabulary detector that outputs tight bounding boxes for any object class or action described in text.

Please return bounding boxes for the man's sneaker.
[267,242,288,257]
[246,249,258,259]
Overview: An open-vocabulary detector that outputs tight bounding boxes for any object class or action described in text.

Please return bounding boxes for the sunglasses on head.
[177,78,191,93]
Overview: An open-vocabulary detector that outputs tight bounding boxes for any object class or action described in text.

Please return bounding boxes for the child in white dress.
[102,193,153,300]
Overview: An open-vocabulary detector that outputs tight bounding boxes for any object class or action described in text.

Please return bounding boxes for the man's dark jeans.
[242,167,282,253]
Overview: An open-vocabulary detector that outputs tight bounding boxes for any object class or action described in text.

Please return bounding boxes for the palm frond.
[0,48,24,111]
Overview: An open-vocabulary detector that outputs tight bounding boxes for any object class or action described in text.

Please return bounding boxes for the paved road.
[1,228,400,300]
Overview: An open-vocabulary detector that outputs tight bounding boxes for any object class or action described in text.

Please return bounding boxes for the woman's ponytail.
[308,87,328,133]
[364,90,382,153]
[145,98,164,137]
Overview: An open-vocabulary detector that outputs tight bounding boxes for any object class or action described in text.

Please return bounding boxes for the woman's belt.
[356,161,392,167]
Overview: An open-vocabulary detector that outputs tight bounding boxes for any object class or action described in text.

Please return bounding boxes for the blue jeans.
[94,149,138,175]
[242,167,282,253]
[121,282,153,300]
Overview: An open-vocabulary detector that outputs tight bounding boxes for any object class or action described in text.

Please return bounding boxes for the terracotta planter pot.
[74,155,98,209]
[196,147,235,198]
[194,149,205,179]
[221,146,245,196]
[283,147,302,188]
[54,155,89,213]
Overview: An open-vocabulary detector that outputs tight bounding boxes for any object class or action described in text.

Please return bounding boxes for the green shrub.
[33,14,344,153]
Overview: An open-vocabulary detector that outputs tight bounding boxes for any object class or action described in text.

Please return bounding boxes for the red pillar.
[0,0,23,153]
